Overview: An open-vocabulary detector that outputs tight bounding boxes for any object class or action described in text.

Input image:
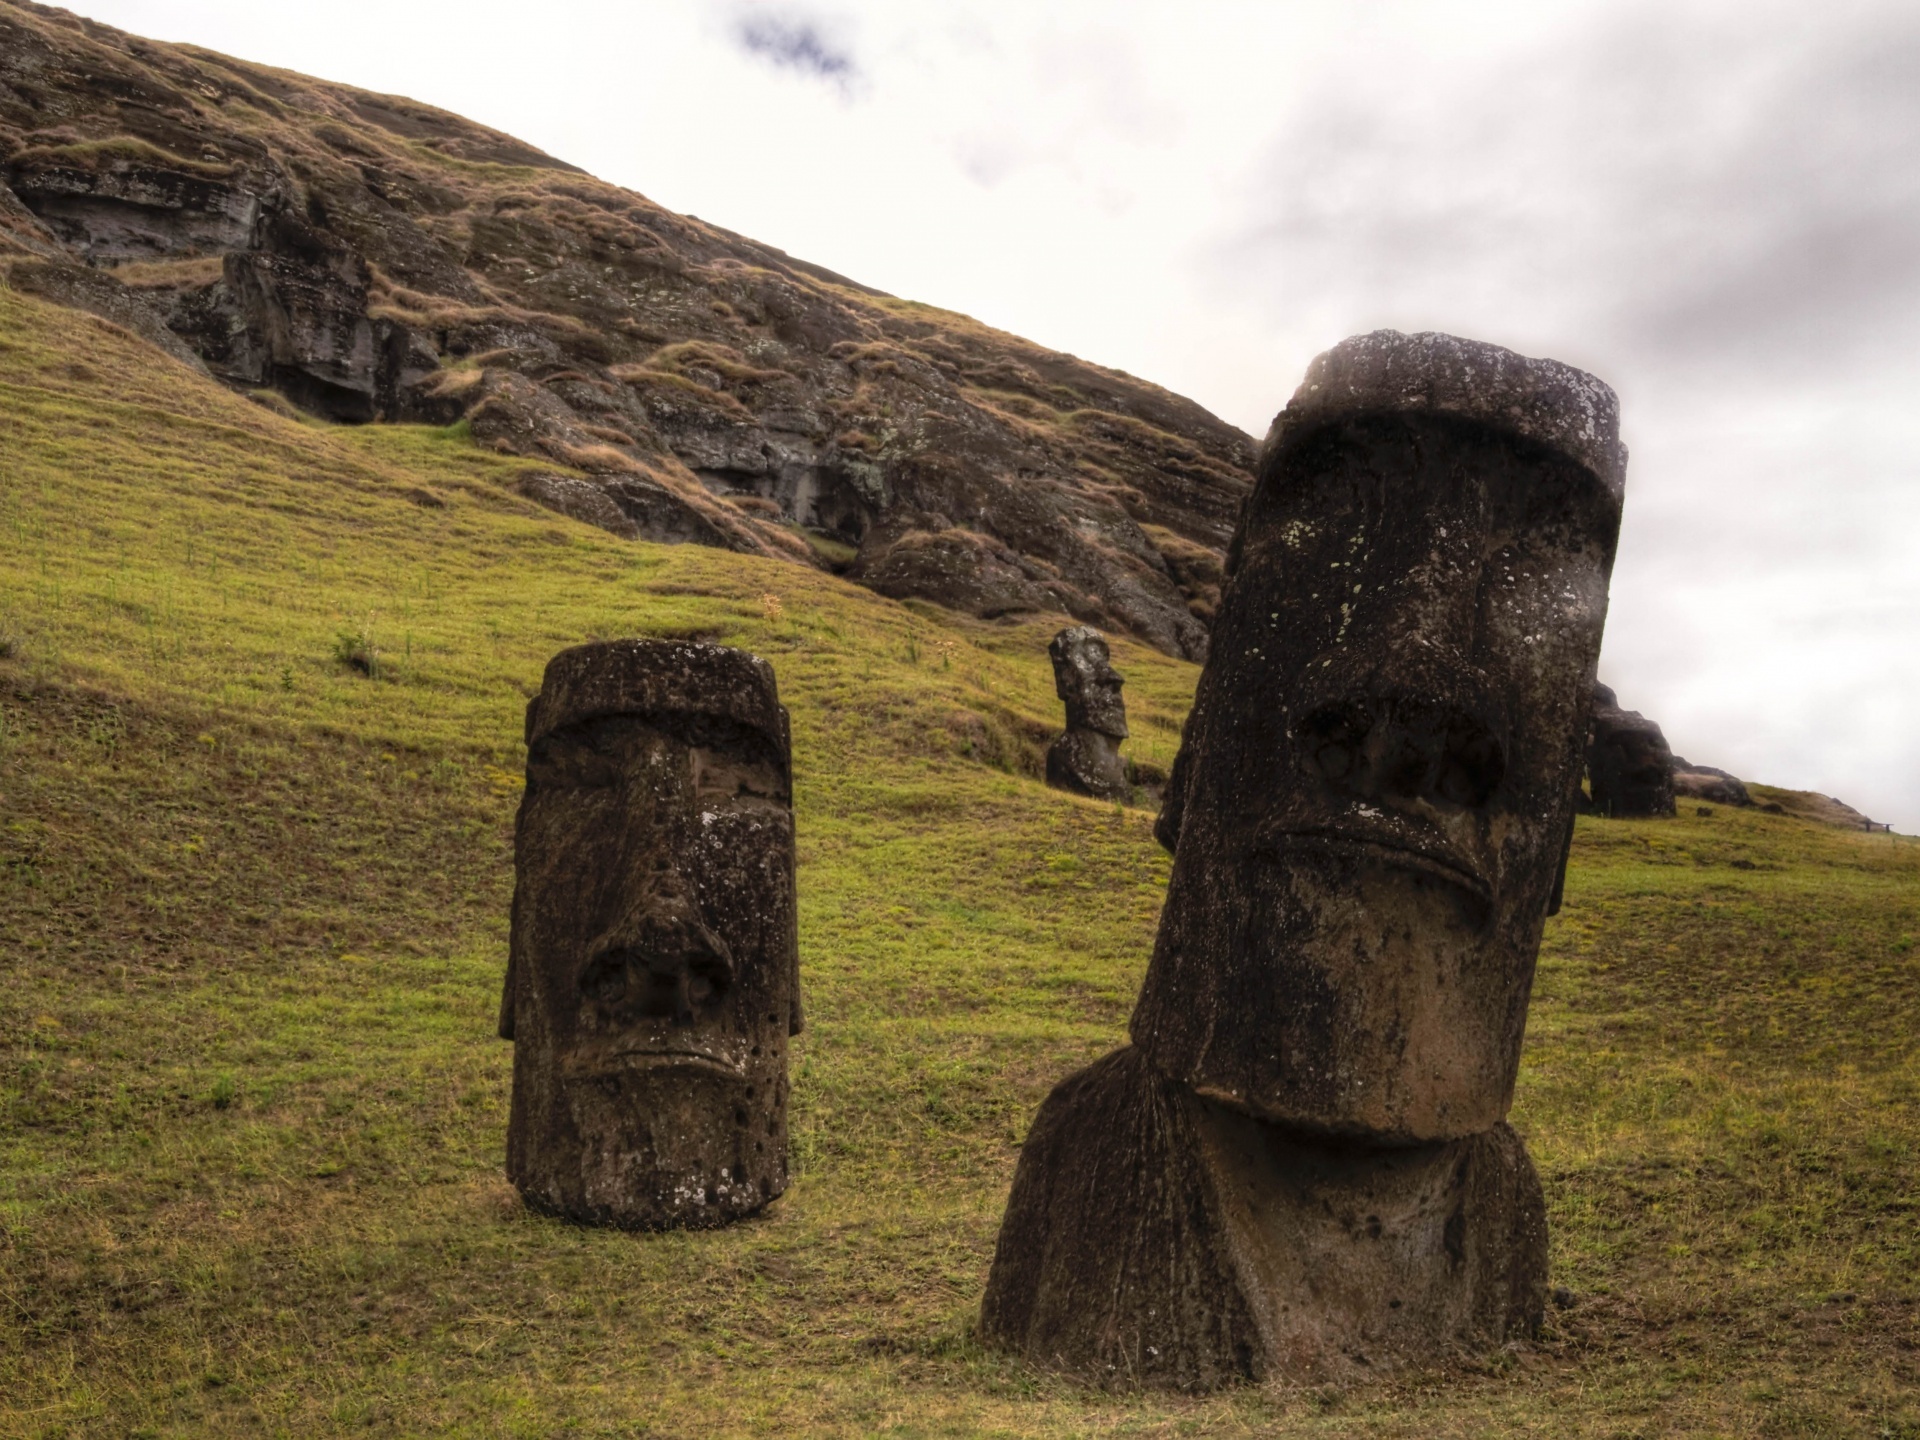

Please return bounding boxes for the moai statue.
[1044,626,1131,803]
[499,639,802,1229]
[1587,684,1677,816]
[982,331,1626,1387]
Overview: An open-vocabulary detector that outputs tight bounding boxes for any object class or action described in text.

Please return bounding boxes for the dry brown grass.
[7,136,236,179]
[607,364,755,417]
[109,256,226,289]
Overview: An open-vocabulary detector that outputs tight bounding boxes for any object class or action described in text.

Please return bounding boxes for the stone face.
[1587,684,1676,818]
[1043,626,1131,802]
[1050,625,1129,737]
[500,640,801,1229]
[986,331,1625,1387]
[6,258,209,369]
[1135,335,1622,1142]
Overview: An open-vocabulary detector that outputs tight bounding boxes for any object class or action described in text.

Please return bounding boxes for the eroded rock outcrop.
[983,331,1627,1387]
[1587,684,1675,817]
[499,640,802,1229]
[0,0,1252,657]
[1044,626,1130,803]
[1670,757,1753,807]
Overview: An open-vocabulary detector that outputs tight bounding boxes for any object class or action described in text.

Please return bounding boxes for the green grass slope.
[1,289,1916,1437]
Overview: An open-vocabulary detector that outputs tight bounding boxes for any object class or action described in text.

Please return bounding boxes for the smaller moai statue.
[499,639,802,1230]
[1044,626,1131,803]
[1587,683,1676,817]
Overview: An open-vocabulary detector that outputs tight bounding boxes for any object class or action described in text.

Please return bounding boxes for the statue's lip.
[1259,826,1491,902]
[565,1043,746,1080]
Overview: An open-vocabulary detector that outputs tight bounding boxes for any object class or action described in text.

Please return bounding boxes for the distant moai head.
[1049,626,1129,738]
[501,640,801,1229]
[1586,684,1676,817]
[1135,332,1624,1142]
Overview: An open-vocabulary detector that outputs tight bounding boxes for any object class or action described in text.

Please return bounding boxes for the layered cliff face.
[0,0,1253,658]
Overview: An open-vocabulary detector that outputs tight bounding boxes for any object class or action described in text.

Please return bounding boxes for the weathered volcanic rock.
[499,640,801,1230]
[1044,626,1130,802]
[0,0,1253,657]
[6,255,206,365]
[512,473,640,541]
[985,331,1626,1387]
[1587,684,1675,817]
[981,1047,1548,1389]
[1670,758,1753,807]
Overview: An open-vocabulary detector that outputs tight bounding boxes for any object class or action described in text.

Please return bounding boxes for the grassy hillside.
[1,288,1916,1437]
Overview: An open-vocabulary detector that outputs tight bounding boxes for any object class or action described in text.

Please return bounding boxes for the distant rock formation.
[1670,758,1753,807]
[1760,789,1893,832]
[0,1,1254,658]
[1587,684,1675,817]
[1043,626,1130,803]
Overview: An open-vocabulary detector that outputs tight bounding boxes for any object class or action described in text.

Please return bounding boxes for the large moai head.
[1049,626,1129,739]
[1135,332,1624,1142]
[501,639,801,1229]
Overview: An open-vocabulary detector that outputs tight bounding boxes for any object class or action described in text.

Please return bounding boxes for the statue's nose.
[580,877,735,1025]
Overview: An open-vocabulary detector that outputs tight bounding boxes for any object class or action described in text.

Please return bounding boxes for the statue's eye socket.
[1294,703,1504,807]
[528,740,625,789]
[1436,760,1480,806]
[1315,742,1353,780]
[1296,706,1367,783]
[1442,729,1504,807]
[1298,706,1366,748]
[579,950,629,1001]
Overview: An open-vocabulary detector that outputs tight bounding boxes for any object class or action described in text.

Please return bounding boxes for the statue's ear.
[497,946,518,1041]
[1153,721,1197,855]
[1546,808,1576,917]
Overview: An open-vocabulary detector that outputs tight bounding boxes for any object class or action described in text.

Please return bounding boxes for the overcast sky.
[64,0,1920,827]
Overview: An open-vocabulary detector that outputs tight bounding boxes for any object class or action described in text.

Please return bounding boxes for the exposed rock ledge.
[0,0,1254,658]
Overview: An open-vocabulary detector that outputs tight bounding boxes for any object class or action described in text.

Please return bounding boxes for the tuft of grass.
[330,614,383,678]
[0,285,1915,1436]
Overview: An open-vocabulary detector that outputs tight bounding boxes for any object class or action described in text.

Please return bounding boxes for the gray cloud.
[1220,0,1920,386]
[732,8,860,91]
[1601,16,1920,375]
